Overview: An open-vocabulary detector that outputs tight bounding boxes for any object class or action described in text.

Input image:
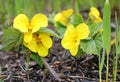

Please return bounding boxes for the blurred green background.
[0,0,120,29]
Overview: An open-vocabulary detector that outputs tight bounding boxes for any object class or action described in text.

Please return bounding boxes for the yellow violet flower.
[61,23,89,56]
[24,33,52,57]
[89,7,102,22]
[54,9,73,26]
[13,14,48,43]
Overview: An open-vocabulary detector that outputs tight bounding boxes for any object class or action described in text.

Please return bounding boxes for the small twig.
[41,58,61,82]
[78,68,85,81]
[41,75,46,82]
[19,63,26,72]
[67,75,98,81]
[12,76,26,81]
[62,50,67,58]
[0,74,8,78]
[67,75,83,79]
[16,59,26,72]
[80,55,94,64]
[4,73,12,81]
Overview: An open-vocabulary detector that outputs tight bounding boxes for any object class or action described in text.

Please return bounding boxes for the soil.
[0,36,120,82]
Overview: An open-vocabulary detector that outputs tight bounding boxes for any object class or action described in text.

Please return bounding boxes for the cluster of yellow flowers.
[89,7,102,22]
[54,7,102,56]
[54,9,73,26]
[13,14,52,57]
[13,7,102,57]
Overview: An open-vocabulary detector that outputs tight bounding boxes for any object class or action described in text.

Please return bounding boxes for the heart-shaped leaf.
[80,33,103,55]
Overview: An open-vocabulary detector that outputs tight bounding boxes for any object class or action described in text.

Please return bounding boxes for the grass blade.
[15,0,22,14]
[103,0,111,54]
[103,0,111,81]
[113,12,119,82]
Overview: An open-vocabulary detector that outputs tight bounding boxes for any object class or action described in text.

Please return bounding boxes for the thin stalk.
[26,51,30,82]
[113,12,119,82]
[103,0,111,81]
[72,0,80,13]
[106,53,109,82]
[72,0,75,12]
[99,48,105,82]
[75,0,80,14]
[113,53,119,82]
[99,55,102,82]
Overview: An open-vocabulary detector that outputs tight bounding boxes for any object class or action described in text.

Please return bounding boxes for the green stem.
[26,51,30,82]
[113,12,119,82]
[72,0,75,11]
[99,51,101,82]
[75,0,80,14]
[99,71,102,82]
[106,53,109,82]
[99,48,105,82]
[113,53,119,82]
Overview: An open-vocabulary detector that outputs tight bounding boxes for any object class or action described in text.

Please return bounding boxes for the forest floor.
[0,37,120,82]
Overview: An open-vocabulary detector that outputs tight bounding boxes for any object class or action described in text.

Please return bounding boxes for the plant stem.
[72,0,75,11]
[106,53,109,82]
[113,53,119,82]
[99,48,105,82]
[99,69,102,82]
[113,12,119,82]
[99,55,102,82]
[26,51,30,82]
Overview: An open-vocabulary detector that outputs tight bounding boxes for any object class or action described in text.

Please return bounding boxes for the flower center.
[73,36,79,46]
[28,24,33,31]
[35,35,42,44]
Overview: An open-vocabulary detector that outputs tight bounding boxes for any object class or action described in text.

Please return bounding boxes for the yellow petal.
[89,7,100,18]
[37,43,48,57]
[31,14,48,33]
[39,34,52,49]
[61,24,75,49]
[54,13,62,22]
[24,32,32,43]
[69,45,79,56]
[23,37,37,52]
[64,24,75,37]
[62,9,73,18]
[13,14,29,32]
[94,17,102,22]
[61,37,74,49]
[54,13,67,25]
[54,9,73,26]
[76,23,89,39]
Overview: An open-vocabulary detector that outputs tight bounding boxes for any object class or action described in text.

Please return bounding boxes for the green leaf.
[89,22,103,37]
[80,33,103,55]
[103,0,111,54]
[117,46,120,54]
[48,13,55,23]
[70,13,84,27]
[37,27,60,38]
[76,48,84,57]
[30,52,43,68]
[1,27,23,51]
[115,12,120,54]
[55,22,66,38]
